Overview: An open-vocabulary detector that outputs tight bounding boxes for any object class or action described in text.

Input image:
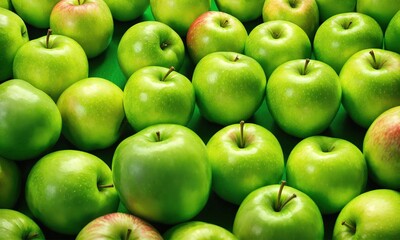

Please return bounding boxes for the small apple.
[0,209,45,240]
[25,149,120,235]
[385,9,400,54]
[214,0,265,22]
[186,11,248,64]
[356,0,400,31]
[103,0,149,21]
[117,21,185,78]
[315,0,356,23]
[164,221,238,240]
[0,156,21,208]
[11,0,59,28]
[0,0,13,9]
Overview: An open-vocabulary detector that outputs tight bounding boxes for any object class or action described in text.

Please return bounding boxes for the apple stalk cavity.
[275,180,297,212]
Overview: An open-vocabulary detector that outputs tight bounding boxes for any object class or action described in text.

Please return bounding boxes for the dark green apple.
[385,9,400,54]
[0,156,21,208]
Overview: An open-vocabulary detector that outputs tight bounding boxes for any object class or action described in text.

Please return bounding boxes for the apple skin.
[117,21,185,78]
[0,156,21,208]
[0,209,45,240]
[11,0,59,28]
[286,136,368,214]
[245,20,312,78]
[57,77,125,151]
[164,221,238,240]
[206,122,285,205]
[315,0,356,23]
[50,0,114,58]
[123,66,195,132]
[0,79,62,161]
[339,48,400,128]
[13,32,89,101]
[313,12,383,73]
[363,106,400,189]
[25,149,120,235]
[333,189,400,239]
[266,59,342,138]
[112,124,211,225]
[357,0,400,31]
[385,10,400,54]
[192,52,266,126]
[76,212,163,240]
[0,0,13,9]
[214,0,264,22]
[103,0,149,21]
[186,11,248,64]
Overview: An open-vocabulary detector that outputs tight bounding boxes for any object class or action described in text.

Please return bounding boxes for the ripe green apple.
[13,30,89,101]
[266,59,342,138]
[315,0,356,23]
[11,0,59,28]
[192,52,266,126]
[103,0,149,21]
[117,21,185,78]
[0,8,29,82]
[186,11,248,64]
[123,66,195,132]
[206,121,284,205]
[262,0,319,40]
[25,149,119,235]
[57,77,125,151]
[363,106,400,189]
[357,0,400,31]
[0,156,21,208]
[150,0,210,36]
[339,49,400,128]
[0,0,12,9]
[112,124,211,225]
[50,0,114,58]
[0,209,45,240]
[333,189,400,239]
[385,10,400,54]
[286,136,368,214]
[0,79,61,161]
[245,20,312,78]
[164,221,238,240]
[233,181,324,239]
[214,0,264,22]
[313,12,383,73]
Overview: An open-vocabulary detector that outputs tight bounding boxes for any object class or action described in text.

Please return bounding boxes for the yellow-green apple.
[56,77,125,151]
[103,0,149,21]
[25,149,119,235]
[214,0,264,22]
[11,0,59,28]
[245,20,312,78]
[50,0,114,58]
[339,49,400,128]
[0,209,45,240]
[112,124,211,224]
[192,52,266,126]
[0,156,21,208]
[13,29,89,101]
[356,0,400,31]
[186,11,248,64]
[333,189,400,239]
[385,10,400,54]
[0,79,61,161]
[0,0,12,9]
[313,12,383,73]
[363,106,400,189]
[164,221,238,240]
[123,66,195,132]
[117,21,185,78]
[266,59,342,138]
[315,0,356,23]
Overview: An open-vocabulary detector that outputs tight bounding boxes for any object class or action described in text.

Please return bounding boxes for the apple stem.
[98,183,114,189]
[345,21,353,29]
[78,0,81,4]
[234,55,240,62]
[342,221,356,232]
[46,29,52,49]
[26,232,39,240]
[302,58,310,75]
[162,66,175,81]
[280,193,297,209]
[125,228,132,240]
[275,180,297,211]
[239,120,245,148]
[369,50,379,69]
[160,42,169,50]
[220,19,229,28]
[156,131,161,142]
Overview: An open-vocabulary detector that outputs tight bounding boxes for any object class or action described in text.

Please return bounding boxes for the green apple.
[13,29,89,101]
[11,0,59,28]
[333,189,400,239]
[0,8,29,82]
[0,79,61,161]
[363,106,400,189]
[313,12,383,73]
[112,124,211,224]
[50,0,114,58]
[206,121,284,205]
[339,49,400,128]
[150,0,210,36]
[286,136,368,214]
[164,221,238,240]
[233,181,324,239]
[103,0,149,21]
[266,59,342,138]
[262,0,319,40]
[192,52,266,126]
[357,0,400,31]
[245,20,312,78]
[315,0,356,23]
[0,209,45,240]
[385,9,400,54]
[123,66,195,132]
[25,149,119,235]
[117,21,185,78]
[186,11,248,64]
[214,0,264,22]
[57,77,125,151]
[0,0,13,9]
[0,156,21,208]
[76,212,163,240]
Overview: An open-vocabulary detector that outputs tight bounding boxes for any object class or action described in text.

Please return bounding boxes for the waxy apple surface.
[356,0,400,31]
[104,0,149,21]
[315,0,356,22]
[164,221,238,240]
[0,209,45,240]
[11,0,59,28]
[385,10,400,54]
[215,0,264,22]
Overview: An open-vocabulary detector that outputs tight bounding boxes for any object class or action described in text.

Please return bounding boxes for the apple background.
[1,1,399,239]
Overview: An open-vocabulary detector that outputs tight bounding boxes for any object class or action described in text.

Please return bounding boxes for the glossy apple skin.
[123,66,195,132]
[117,21,185,78]
[313,12,383,73]
[315,0,356,23]
[0,0,12,9]
[357,0,400,31]
[363,106,400,189]
[207,122,284,205]
[11,0,59,28]
[385,10,400,54]
[245,20,312,78]
[164,221,238,240]
[104,0,149,21]
[333,189,400,239]
[215,0,264,22]
[286,136,368,214]
[0,156,21,208]
[25,150,119,235]
[339,48,400,128]
[0,209,45,240]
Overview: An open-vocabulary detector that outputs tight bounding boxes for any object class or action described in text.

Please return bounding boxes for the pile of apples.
[1,0,400,239]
